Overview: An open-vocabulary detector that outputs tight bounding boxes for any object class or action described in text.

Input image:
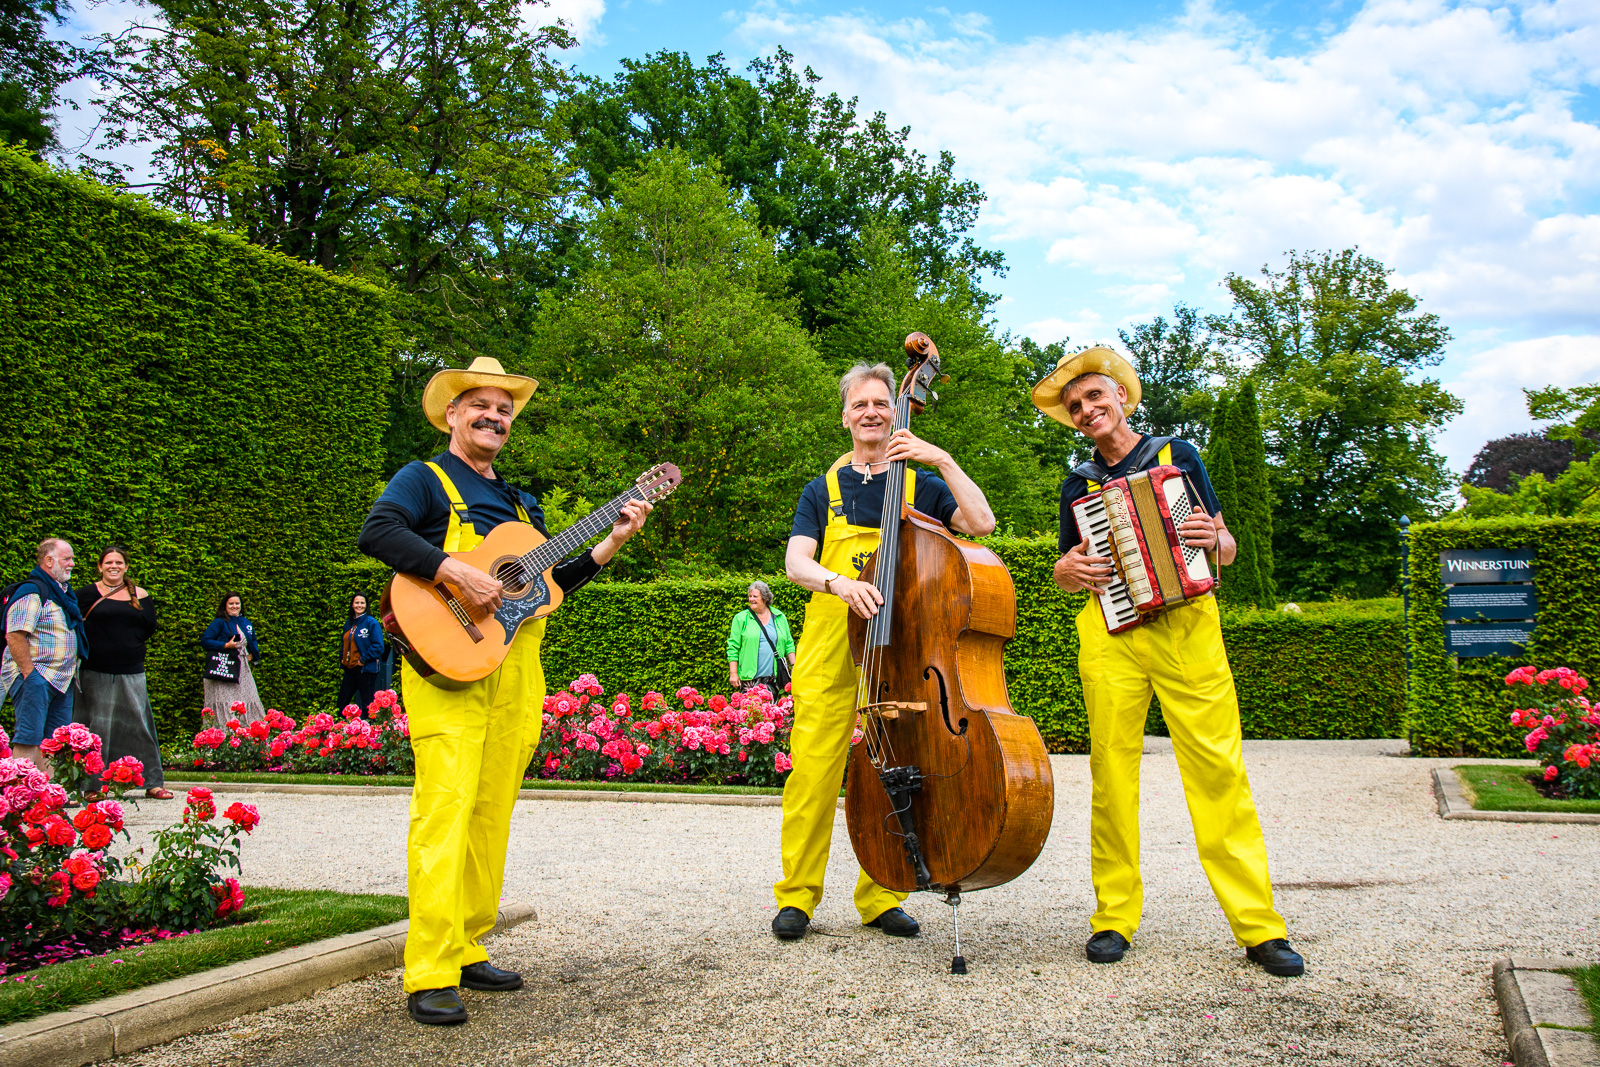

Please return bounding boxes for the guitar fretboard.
[508,485,650,583]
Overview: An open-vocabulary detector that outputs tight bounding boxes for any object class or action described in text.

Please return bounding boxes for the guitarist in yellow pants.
[1033,346,1304,977]
[358,357,652,1025]
[772,362,996,941]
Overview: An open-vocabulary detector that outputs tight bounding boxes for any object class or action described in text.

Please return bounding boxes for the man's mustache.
[471,418,507,435]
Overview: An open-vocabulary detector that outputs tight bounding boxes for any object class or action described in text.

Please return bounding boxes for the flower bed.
[1,723,264,972]
[172,675,802,788]
[1505,665,1600,799]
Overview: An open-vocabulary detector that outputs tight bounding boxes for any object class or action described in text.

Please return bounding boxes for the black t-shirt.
[76,587,158,675]
[790,464,960,542]
[1057,437,1222,553]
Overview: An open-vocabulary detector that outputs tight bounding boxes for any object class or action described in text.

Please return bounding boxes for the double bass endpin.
[945,890,966,975]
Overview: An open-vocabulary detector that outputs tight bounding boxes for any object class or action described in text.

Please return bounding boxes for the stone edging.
[1432,768,1600,825]
[0,901,537,1067]
[162,778,811,808]
[1494,957,1600,1067]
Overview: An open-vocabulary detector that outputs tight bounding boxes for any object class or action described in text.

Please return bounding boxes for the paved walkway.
[111,741,1596,1066]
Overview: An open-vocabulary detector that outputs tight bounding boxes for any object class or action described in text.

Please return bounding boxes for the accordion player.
[1070,464,1216,634]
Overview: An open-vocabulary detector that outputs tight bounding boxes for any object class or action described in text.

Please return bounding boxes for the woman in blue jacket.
[200,592,264,725]
[338,593,386,713]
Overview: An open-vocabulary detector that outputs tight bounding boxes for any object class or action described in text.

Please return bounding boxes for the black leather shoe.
[772,906,810,940]
[1246,938,1305,976]
[407,988,468,1025]
[1086,930,1130,963]
[864,907,920,937]
[460,961,524,991]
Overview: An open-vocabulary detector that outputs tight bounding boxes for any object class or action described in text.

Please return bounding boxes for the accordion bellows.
[1071,465,1216,634]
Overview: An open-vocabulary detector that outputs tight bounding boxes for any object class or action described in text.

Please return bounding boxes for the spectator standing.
[200,592,265,725]
[727,580,796,694]
[75,546,173,798]
[2,538,86,770]
[338,593,385,713]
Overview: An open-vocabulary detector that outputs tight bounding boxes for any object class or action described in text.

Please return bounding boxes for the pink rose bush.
[181,691,413,776]
[1,723,266,963]
[1506,665,1600,799]
[537,674,796,787]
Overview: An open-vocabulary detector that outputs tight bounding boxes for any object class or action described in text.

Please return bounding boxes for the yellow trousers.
[401,623,545,993]
[774,595,905,923]
[1077,596,1286,946]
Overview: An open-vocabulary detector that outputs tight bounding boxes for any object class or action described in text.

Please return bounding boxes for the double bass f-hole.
[924,665,966,738]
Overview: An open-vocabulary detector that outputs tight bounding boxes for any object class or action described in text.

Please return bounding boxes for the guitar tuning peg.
[939,374,951,384]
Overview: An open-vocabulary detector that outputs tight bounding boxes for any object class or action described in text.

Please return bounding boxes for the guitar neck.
[520,486,646,574]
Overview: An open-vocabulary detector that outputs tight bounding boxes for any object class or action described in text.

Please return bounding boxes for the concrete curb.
[1493,957,1599,1067]
[0,901,537,1067]
[1433,768,1600,825]
[161,779,817,808]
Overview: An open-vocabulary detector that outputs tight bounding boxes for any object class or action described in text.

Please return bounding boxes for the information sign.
[1444,622,1534,658]
[1442,585,1539,621]
[1439,546,1536,658]
[1439,548,1536,584]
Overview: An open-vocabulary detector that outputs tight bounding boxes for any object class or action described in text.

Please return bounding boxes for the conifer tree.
[1206,394,1264,607]
[1227,380,1275,605]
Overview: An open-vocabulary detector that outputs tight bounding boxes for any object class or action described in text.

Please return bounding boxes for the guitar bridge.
[434,583,485,643]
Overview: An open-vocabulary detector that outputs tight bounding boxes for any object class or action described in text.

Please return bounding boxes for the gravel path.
[107,740,1597,1066]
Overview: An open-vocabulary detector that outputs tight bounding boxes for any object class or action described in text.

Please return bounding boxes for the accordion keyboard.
[1160,474,1211,581]
[1070,495,1142,633]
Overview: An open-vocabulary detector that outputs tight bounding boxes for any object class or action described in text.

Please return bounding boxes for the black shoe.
[864,908,920,937]
[1086,930,1130,963]
[772,906,810,940]
[407,988,468,1025]
[1245,938,1305,976]
[460,961,523,991]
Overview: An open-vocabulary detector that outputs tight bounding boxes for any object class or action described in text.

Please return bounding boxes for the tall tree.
[1118,304,1216,444]
[507,149,838,577]
[1210,249,1461,599]
[1526,382,1600,460]
[821,226,1060,537]
[1226,379,1275,603]
[0,0,73,151]
[1206,394,1264,607]
[1464,432,1581,491]
[89,0,576,470]
[557,49,1003,330]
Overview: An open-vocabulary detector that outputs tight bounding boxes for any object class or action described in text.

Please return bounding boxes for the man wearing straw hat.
[1031,347,1303,978]
[359,357,652,1025]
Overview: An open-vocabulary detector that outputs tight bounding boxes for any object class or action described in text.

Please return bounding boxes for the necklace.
[853,459,889,483]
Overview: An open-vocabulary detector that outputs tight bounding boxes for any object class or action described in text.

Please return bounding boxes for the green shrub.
[0,148,393,742]
[1407,517,1600,756]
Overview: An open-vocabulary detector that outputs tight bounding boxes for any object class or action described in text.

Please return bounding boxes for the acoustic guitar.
[381,464,682,685]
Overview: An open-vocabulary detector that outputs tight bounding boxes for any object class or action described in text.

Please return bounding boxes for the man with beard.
[359,356,652,1024]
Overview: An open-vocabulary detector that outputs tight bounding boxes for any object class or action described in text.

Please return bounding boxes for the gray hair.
[1061,371,1120,404]
[747,580,774,608]
[36,537,67,563]
[839,363,896,407]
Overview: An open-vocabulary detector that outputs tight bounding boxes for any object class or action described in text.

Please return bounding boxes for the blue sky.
[54,0,1600,473]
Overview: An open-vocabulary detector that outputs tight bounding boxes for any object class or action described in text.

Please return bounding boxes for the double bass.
[844,332,1055,972]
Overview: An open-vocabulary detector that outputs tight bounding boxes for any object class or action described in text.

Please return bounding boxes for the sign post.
[1439,547,1537,658]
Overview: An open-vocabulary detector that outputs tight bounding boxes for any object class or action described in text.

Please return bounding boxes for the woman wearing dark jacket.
[75,546,173,799]
[200,592,264,725]
[338,593,386,713]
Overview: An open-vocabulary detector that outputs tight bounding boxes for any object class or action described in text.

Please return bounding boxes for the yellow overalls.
[1076,444,1286,946]
[775,454,916,923]
[402,462,548,993]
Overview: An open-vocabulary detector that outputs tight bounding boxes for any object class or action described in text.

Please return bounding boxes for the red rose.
[45,819,76,846]
[82,825,113,849]
[72,868,100,891]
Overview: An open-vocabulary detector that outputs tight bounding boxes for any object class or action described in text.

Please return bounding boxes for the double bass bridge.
[858,700,926,720]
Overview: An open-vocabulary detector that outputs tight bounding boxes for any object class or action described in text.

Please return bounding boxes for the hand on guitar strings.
[1053,539,1115,594]
[437,556,505,616]
[592,499,653,566]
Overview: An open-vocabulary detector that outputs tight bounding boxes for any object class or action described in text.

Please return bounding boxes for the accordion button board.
[1070,464,1217,634]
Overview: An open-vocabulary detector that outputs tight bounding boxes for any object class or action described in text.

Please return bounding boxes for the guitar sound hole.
[494,557,530,597]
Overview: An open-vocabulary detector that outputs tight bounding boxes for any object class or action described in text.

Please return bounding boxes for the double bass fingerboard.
[866,394,916,650]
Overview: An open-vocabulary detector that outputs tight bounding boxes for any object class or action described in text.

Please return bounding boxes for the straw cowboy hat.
[1029,345,1142,431]
[421,357,538,433]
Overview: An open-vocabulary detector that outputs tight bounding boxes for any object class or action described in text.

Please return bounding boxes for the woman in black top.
[74,546,172,799]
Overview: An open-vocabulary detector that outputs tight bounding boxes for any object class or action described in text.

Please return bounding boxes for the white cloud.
[523,0,606,48]
[730,0,1600,332]
[1437,334,1600,473]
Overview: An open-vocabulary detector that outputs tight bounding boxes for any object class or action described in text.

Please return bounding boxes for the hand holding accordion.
[1070,464,1217,634]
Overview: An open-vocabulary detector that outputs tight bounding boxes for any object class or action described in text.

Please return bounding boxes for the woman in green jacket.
[727,581,795,693]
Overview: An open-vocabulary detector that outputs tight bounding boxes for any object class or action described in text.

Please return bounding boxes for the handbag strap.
[755,615,781,657]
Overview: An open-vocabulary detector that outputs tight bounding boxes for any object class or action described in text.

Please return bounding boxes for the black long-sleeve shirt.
[358,452,602,595]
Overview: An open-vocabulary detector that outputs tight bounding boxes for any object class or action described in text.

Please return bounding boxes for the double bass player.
[770,362,996,941]
[1036,346,1305,977]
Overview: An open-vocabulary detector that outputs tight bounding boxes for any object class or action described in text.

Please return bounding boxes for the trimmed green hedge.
[534,537,1405,753]
[1407,517,1600,756]
[0,148,393,742]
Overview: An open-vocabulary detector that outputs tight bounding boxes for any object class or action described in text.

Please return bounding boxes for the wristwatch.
[822,572,841,595]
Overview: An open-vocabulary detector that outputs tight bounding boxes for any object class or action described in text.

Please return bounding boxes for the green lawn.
[0,887,407,1025]
[1454,765,1600,814]
[1568,966,1600,1034]
[163,771,785,796]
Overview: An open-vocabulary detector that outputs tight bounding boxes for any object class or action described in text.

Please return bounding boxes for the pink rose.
[1544,765,1559,781]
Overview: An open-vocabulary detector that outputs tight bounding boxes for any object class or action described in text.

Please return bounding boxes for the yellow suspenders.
[1086,442,1173,494]
[425,461,531,553]
[822,453,916,529]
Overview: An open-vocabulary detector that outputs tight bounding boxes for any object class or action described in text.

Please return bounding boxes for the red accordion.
[1070,465,1216,634]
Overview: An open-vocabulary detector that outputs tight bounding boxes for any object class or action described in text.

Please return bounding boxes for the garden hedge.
[1406,516,1600,757]
[0,147,393,742]
[533,537,1406,753]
